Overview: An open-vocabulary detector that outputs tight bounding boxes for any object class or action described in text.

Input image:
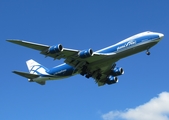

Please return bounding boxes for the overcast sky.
[1,0,169,120]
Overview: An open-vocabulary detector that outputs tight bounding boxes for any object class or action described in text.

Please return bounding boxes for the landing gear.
[146,50,150,55]
[146,51,150,55]
[80,65,88,76]
[80,72,85,76]
[85,74,92,79]
[96,73,102,80]
[80,64,92,79]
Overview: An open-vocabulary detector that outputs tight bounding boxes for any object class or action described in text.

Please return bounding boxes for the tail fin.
[26,59,49,75]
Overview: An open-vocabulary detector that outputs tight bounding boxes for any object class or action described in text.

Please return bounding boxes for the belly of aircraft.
[33,75,73,82]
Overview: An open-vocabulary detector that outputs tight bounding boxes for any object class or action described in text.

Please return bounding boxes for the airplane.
[7,31,164,86]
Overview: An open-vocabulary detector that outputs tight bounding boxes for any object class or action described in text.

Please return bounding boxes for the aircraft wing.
[7,39,116,62]
[7,40,80,59]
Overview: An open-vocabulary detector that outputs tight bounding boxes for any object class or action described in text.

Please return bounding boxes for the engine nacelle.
[106,75,118,85]
[111,67,124,76]
[78,49,93,58]
[48,44,63,54]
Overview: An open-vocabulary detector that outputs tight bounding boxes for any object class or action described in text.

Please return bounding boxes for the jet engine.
[106,75,118,85]
[78,49,93,58]
[48,44,63,54]
[111,67,124,76]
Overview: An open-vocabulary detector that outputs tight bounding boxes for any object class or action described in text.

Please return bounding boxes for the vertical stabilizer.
[26,59,49,75]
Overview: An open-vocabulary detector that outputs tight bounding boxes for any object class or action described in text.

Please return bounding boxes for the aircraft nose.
[159,33,164,38]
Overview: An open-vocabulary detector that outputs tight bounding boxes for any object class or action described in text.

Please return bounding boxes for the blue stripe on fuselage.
[47,63,75,76]
[97,34,159,53]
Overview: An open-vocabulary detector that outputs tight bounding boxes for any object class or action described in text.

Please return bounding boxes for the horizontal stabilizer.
[13,71,39,79]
